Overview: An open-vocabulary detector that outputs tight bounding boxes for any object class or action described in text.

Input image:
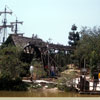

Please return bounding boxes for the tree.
[0,45,27,79]
[68,24,80,47]
[55,51,68,71]
[68,24,80,65]
[74,26,100,73]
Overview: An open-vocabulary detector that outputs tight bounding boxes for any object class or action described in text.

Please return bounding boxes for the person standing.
[93,71,98,91]
[29,65,34,82]
[50,66,55,77]
[98,72,100,83]
[44,65,49,76]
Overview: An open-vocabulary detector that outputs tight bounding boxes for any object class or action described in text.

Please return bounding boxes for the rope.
[6,5,17,18]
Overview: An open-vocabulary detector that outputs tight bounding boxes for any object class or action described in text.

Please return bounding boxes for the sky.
[0,0,100,45]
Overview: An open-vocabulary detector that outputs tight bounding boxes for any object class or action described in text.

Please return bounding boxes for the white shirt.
[30,65,34,74]
[51,66,54,71]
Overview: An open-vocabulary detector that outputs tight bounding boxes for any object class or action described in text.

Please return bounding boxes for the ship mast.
[0,6,13,43]
[11,18,23,34]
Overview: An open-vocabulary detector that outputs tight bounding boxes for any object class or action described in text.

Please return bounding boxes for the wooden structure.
[5,34,74,50]
[0,6,74,54]
[5,34,74,53]
[0,6,24,44]
[0,6,74,56]
[4,34,74,64]
[0,6,13,43]
[73,76,100,94]
[0,6,75,70]
[73,67,100,94]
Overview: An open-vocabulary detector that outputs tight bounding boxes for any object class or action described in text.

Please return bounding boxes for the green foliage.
[57,84,74,92]
[31,83,42,89]
[0,45,27,78]
[0,45,30,91]
[31,59,42,67]
[89,51,99,76]
[68,24,80,65]
[0,74,29,91]
[75,26,100,73]
[68,24,80,47]
[31,59,46,78]
[47,83,57,89]
[57,77,75,92]
[57,71,76,92]
[55,51,68,72]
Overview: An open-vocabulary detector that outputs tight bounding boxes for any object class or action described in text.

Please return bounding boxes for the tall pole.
[84,58,86,92]
[84,58,85,70]
[47,38,52,69]
[3,7,6,42]
[47,45,49,67]
[0,6,12,43]
[11,18,23,34]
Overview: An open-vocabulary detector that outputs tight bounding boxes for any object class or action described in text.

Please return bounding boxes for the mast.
[0,6,13,43]
[11,18,23,34]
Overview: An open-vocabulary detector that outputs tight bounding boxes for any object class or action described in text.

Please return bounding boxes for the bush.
[31,59,47,79]
[0,74,29,91]
[47,83,57,89]
[57,71,77,92]
[0,74,12,90]
[0,45,28,79]
[57,83,75,92]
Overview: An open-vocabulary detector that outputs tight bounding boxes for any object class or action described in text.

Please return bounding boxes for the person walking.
[30,65,34,82]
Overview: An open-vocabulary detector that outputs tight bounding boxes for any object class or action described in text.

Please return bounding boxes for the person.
[50,66,55,77]
[79,75,84,91]
[93,71,98,91]
[79,75,86,91]
[29,65,34,81]
[44,65,49,76]
[98,72,100,83]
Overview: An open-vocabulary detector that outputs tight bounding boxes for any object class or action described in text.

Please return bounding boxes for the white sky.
[0,0,100,45]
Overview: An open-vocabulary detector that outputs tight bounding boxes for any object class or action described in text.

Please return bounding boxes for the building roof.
[5,34,46,48]
[5,34,74,51]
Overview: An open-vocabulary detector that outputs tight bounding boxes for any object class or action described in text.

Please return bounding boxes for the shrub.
[0,45,29,91]
[31,59,46,79]
[57,71,77,92]
[0,74,29,91]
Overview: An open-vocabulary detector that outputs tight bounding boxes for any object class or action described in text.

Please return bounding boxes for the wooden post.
[47,44,50,76]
